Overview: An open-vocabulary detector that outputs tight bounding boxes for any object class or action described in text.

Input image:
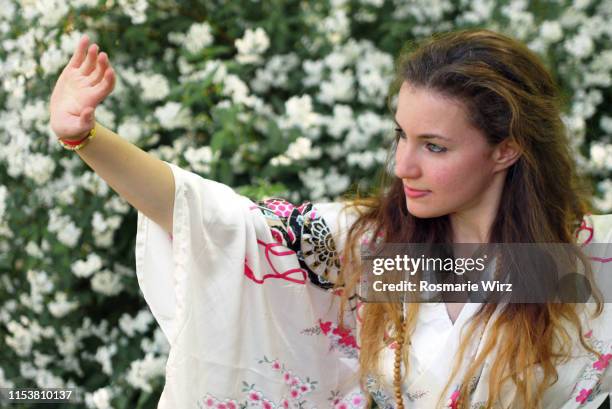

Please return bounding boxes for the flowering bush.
[0,0,611,408]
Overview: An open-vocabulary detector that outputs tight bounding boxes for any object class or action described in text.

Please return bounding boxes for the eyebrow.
[393,118,453,142]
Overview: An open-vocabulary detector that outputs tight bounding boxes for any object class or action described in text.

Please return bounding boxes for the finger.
[92,68,115,102]
[69,35,89,69]
[89,52,109,86]
[80,44,99,76]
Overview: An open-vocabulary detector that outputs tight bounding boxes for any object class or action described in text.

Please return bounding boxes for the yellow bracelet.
[57,125,97,151]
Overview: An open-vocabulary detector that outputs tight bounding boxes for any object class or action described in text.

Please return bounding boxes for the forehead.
[395,82,481,142]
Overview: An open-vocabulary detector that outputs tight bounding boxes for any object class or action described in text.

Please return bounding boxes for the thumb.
[80,107,95,128]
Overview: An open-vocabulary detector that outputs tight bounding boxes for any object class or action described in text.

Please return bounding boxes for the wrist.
[58,124,97,151]
[59,124,95,142]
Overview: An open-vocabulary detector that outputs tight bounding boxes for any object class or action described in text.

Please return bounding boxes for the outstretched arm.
[50,35,175,235]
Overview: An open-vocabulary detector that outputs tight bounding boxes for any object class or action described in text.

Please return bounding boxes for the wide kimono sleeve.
[134,162,366,409]
[558,213,612,409]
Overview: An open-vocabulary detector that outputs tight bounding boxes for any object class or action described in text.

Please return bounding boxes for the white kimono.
[135,162,612,409]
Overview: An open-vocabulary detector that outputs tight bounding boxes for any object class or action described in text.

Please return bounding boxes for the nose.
[394,142,422,179]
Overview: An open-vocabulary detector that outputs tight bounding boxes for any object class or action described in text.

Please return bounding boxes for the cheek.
[429,155,492,191]
[428,162,467,188]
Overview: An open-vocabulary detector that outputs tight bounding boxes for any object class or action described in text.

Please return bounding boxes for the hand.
[50,35,116,141]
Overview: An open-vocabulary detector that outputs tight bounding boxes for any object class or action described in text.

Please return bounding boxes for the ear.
[492,139,521,172]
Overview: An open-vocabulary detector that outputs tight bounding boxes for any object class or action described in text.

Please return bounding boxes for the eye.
[395,127,447,153]
[426,143,447,153]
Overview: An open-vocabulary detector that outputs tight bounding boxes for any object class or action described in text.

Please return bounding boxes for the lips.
[403,185,430,198]
[405,186,429,192]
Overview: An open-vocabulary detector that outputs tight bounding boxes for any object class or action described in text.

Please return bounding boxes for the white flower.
[71,0,99,7]
[185,146,216,174]
[94,345,118,376]
[0,185,7,223]
[318,70,354,105]
[119,310,154,337]
[22,100,48,128]
[141,327,170,355]
[27,270,54,294]
[325,104,354,139]
[302,59,325,88]
[25,241,44,259]
[270,155,291,166]
[205,60,228,84]
[324,167,350,196]
[85,386,113,409]
[185,22,214,54]
[118,0,148,24]
[71,254,103,279]
[117,116,144,144]
[59,31,84,55]
[327,143,347,160]
[47,209,82,248]
[456,0,495,24]
[564,31,594,59]
[299,168,326,199]
[91,270,124,297]
[33,368,64,388]
[22,270,54,314]
[357,111,389,139]
[222,74,252,106]
[599,115,612,134]
[33,351,53,369]
[281,95,321,136]
[56,222,81,248]
[55,327,80,357]
[95,104,116,129]
[140,73,170,102]
[235,27,270,64]
[6,319,43,357]
[361,0,384,6]
[35,0,69,27]
[154,102,192,130]
[573,0,592,10]
[284,137,315,163]
[347,150,377,170]
[345,129,370,150]
[540,21,563,43]
[324,51,350,72]
[48,292,79,318]
[168,31,185,45]
[40,45,66,75]
[590,50,612,73]
[594,179,612,213]
[104,196,130,214]
[180,59,227,85]
[125,353,166,393]
[357,70,389,107]
[320,9,350,44]
[24,153,55,185]
[80,171,110,196]
[91,212,121,235]
[0,1,15,20]
[252,53,299,93]
[589,143,612,170]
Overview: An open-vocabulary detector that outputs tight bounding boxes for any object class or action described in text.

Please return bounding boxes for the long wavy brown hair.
[335,29,604,409]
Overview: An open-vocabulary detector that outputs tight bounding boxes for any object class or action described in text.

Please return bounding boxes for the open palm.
[50,35,115,141]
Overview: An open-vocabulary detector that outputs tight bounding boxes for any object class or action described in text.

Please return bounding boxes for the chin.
[406,205,437,219]
[405,202,447,219]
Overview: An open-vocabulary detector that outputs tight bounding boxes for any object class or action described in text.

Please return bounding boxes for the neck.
[449,172,505,243]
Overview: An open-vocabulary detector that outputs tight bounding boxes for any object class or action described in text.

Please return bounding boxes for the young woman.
[50,29,611,408]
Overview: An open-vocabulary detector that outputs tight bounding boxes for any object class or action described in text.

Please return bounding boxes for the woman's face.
[394,81,504,219]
